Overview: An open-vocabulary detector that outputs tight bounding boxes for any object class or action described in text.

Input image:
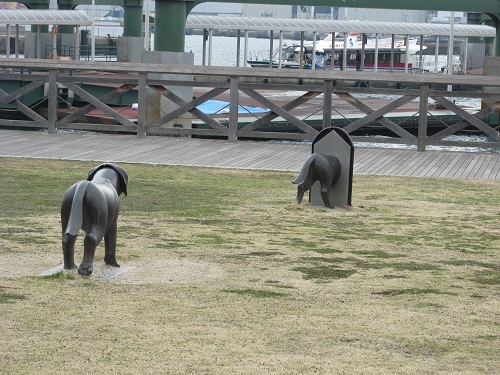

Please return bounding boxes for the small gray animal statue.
[60,163,128,275]
[293,153,341,208]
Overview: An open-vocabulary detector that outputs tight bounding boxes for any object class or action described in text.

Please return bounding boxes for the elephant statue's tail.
[293,154,316,185]
[64,181,89,236]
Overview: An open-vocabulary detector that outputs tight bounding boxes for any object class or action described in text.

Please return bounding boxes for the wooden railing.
[0,58,499,151]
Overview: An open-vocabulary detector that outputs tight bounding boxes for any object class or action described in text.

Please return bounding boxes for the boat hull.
[247,60,301,69]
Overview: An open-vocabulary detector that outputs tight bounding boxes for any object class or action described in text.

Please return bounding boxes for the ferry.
[248,33,426,71]
[309,33,424,55]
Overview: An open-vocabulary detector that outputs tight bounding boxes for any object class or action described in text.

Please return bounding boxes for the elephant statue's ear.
[114,165,128,196]
[87,165,100,180]
[88,163,129,196]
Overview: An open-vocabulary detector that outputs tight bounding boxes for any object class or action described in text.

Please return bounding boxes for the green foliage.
[38,271,75,280]
[222,289,289,298]
[293,265,356,280]
[0,289,25,303]
[470,270,500,285]
[352,250,403,258]
[372,288,453,296]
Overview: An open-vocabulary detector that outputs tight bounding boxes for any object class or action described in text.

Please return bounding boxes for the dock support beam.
[137,73,147,137]
[322,80,333,129]
[228,77,239,142]
[417,83,429,152]
[48,69,57,134]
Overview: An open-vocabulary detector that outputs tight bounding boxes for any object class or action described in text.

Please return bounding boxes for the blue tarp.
[196,100,269,115]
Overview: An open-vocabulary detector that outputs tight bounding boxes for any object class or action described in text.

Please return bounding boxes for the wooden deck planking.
[481,154,500,179]
[421,152,450,177]
[450,154,477,179]
[418,151,451,177]
[401,152,435,177]
[489,156,500,179]
[414,152,439,177]
[416,152,445,177]
[386,150,418,176]
[458,154,481,179]
[0,130,499,180]
[436,153,464,178]
[470,154,492,179]
[431,152,457,178]
[478,155,495,179]
[366,150,398,175]
[353,148,386,173]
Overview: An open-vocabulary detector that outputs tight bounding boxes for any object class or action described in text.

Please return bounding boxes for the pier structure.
[0,58,499,152]
[7,1,500,57]
[151,0,500,55]
[1,10,495,74]
[1,3,500,154]
[184,15,495,73]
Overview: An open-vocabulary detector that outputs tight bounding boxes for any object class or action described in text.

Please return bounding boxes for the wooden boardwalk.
[0,130,499,179]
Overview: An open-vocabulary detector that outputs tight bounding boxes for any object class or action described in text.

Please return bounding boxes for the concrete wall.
[117,36,144,63]
[463,43,486,70]
[482,57,500,108]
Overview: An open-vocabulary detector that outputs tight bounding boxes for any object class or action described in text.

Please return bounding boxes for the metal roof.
[0,10,92,26]
[186,15,496,38]
[0,11,493,38]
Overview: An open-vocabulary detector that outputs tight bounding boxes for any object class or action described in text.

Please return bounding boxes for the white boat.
[307,33,425,55]
[248,33,426,71]
[246,44,304,69]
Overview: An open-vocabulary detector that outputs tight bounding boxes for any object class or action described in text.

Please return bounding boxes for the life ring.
[356,81,369,88]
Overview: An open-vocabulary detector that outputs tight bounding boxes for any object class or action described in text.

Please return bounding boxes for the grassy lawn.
[1,157,499,374]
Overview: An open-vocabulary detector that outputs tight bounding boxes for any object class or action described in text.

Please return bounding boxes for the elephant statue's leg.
[320,180,334,208]
[320,190,334,208]
[296,185,306,204]
[62,233,78,270]
[79,231,102,275]
[104,223,120,267]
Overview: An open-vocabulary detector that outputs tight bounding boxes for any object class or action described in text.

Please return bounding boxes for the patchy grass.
[371,288,454,296]
[470,270,500,285]
[222,289,289,298]
[293,265,357,280]
[0,288,25,304]
[0,157,499,374]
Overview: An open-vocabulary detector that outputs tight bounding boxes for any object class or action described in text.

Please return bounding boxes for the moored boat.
[248,33,426,71]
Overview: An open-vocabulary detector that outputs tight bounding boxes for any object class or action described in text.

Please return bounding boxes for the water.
[82,29,291,65]
[354,135,500,153]
[80,29,290,65]
[184,34,294,67]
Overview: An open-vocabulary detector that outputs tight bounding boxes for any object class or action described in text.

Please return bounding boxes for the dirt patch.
[1,249,225,284]
[112,258,226,284]
[0,251,61,278]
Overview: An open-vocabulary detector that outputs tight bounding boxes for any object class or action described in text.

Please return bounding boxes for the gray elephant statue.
[60,163,128,275]
[293,153,341,208]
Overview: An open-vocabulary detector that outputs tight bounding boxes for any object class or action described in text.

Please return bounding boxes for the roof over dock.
[186,15,496,38]
[0,10,91,26]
